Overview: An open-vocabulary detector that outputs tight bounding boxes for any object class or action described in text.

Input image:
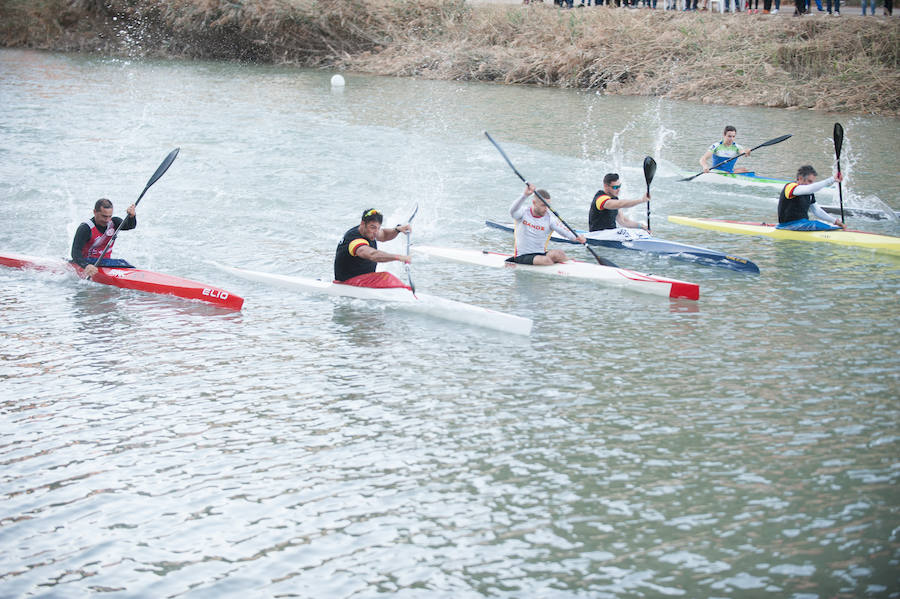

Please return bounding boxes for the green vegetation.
[1,0,897,115]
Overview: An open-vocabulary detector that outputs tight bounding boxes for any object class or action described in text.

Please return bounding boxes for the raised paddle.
[404,203,419,294]
[483,131,617,268]
[643,156,657,233]
[93,148,181,267]
[833,123,845,224]
[680,134,792,182]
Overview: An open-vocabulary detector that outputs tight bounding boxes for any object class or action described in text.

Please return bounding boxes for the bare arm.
[700,149,713,172]
[355,244,411,264]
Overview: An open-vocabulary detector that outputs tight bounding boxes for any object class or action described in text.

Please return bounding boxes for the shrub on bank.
[0,0,897,115]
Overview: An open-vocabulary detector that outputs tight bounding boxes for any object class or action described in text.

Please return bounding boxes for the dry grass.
[1,0,898,115]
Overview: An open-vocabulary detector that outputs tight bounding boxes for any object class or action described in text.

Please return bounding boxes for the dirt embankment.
[1,0,898,115]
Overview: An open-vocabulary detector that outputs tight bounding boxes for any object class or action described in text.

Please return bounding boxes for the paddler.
[334,208,412,282]
[70,198,136,279]
[589,173,650,232]
[508,184,586,265]
[700,125,752,174]
[777,165,846,231]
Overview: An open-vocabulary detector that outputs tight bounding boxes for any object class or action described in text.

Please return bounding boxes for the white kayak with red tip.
[413,245,700,301]
[211,264,533,336]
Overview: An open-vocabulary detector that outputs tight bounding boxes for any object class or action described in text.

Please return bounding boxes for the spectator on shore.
[861,0,876,14]
[825,0,839,15]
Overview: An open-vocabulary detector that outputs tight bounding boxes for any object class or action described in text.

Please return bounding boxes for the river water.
[1,48,898,598]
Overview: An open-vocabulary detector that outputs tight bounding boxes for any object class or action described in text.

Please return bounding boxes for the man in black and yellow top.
[334,208,412,282]
[589,173,650,232]
[777,165,845,231]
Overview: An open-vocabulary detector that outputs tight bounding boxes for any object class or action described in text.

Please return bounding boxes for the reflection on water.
[1,48,898,598]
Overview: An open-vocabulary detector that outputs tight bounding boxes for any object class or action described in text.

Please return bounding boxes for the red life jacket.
[81,219,117,260]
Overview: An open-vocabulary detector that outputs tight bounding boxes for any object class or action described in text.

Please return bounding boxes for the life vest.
[81,219,117,260]
[589,191,618,231]
[778,182,816,224]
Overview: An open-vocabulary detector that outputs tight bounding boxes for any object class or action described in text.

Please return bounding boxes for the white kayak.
[212,263,533,336]
[413,246,700,301]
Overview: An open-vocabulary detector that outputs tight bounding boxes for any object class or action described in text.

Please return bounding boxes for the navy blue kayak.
[485,220,760,273]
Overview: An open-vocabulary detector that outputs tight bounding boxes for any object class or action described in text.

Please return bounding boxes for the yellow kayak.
[668,216,900,257]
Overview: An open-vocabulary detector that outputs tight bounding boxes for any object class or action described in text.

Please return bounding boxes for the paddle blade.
[407,202,419,224]
[136,147,180,204]
[146,148,180,189]
[643,156,657,187]
[755,134,792,149]
[833,123,844,160]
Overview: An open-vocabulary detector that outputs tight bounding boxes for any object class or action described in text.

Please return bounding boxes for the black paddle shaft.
[483,131,617,268]
[643,156,657,233]
[93,148,180,267]
[834,123,845,223]
[680,134,792,182]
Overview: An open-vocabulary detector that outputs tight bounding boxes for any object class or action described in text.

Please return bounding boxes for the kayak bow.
[413,245,700,301]
[485,220,758,273]
[0,252,243,310]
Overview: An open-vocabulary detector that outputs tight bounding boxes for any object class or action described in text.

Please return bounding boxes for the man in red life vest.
[70,198,136,278]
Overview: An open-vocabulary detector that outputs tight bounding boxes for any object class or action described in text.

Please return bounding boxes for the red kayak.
[0,252,244,310]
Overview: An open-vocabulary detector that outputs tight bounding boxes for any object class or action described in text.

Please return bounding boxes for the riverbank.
[1,0,898,115]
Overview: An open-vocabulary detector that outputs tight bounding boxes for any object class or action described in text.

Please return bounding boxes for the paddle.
[483,131,617,268]
[833,123,845,224]
[93,148,181,267]
[643,156,656,233]
[680,134,792,182]
[404,203,419,294]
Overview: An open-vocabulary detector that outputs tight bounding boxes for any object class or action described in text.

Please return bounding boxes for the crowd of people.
[536,0,893,16]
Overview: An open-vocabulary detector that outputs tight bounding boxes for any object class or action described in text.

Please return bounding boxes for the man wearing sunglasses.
[334,208,412,282]
[589,173,650,232]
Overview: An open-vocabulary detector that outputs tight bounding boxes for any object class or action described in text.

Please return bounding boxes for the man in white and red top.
[70,198,136,279]
[508,183,586,265]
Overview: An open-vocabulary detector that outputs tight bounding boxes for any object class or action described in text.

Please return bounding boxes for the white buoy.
[330,74,345,87]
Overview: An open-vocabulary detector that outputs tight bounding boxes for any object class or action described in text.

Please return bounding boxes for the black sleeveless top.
[589,191,618,231]
[778,182,816,224]
[334,226,377,281]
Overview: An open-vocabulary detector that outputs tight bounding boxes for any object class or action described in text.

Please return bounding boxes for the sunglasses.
[611,184,621,190]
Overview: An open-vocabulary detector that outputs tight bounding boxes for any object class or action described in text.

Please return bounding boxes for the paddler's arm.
[375,223,411,242]
[700,149,713,173]
[509,184,535,219]
[810,202,846,229]
[616,211,648,231]
[600,193,650,211]
[354,244,411,264]
[70,223,92,267]
[118,204,137,230]
[70,222,101,278]
[792,174,839,196]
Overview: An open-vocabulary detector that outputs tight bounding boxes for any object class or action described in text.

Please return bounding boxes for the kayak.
[413,245,700,301]
[211,264,533,336]
[0,252,244,310]
[485,220,758,273]
[667,217,900,257]
[681,170,898,220]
